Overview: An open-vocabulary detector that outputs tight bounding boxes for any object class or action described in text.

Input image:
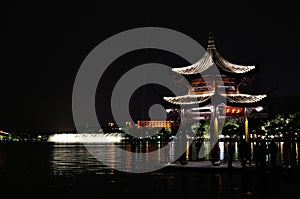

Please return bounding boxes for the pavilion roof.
[163,93,214,105]
[163,93,267,105]
[172,34,255,75]
[165,33,267,107]
[220,93,267,104]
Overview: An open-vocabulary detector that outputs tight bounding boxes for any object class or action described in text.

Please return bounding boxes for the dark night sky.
[2,2,300,132]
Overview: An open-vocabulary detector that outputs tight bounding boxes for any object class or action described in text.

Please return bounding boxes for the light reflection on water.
[47,140,300,175]
[49,144,109,175]
[1,141,300,198]
[0,141,299,176]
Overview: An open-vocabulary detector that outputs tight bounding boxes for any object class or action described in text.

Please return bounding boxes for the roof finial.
[207,32,216,50]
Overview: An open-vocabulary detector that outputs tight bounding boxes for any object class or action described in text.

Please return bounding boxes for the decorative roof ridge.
[171,32,256,75]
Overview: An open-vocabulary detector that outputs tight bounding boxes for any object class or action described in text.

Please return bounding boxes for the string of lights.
[221,93,267,103]
[163,93,213,105]
[172,52,213,74]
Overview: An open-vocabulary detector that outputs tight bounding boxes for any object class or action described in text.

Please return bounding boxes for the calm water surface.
[0,141,299,198]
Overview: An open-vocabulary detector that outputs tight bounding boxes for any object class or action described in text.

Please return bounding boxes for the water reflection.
[49,140,300,174]
[49,143,112,175]
[0,142,300,198]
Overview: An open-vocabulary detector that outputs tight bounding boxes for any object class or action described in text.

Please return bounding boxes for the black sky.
[3,2,300,132]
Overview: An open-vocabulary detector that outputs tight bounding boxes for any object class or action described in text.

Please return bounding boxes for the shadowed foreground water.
[0,142,300,199]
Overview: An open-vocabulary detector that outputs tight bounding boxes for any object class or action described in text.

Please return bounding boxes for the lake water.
[0,141,300,198]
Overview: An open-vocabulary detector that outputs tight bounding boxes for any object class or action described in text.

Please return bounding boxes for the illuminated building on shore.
[137,120,172,129]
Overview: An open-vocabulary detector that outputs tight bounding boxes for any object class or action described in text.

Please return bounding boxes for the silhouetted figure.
[240,140,251,167]
[291,142,297,168]
[164,142,171,163]
[178,151,187,165]
[227,141,235,168]
[254,142,261,168]
[260,141,267,168]
[211,142,221,166]
[269,140,278,168]
[254,141,267,168]
[195,139,203,161]
[283,141,291,168]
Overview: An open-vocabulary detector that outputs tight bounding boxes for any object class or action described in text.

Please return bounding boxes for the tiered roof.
[172,33,255,75]
[164,33,267,105]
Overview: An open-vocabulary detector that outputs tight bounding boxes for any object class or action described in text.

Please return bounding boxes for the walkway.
[167,160,246,169]
[165,160,300,178]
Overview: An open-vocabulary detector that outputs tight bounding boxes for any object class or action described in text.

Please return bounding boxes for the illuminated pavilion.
[163,33,267,165]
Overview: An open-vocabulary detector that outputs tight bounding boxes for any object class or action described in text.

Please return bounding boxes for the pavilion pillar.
[244,107,249,143]
[137,120,141,129]
[245,118,249,143]
[214,116,218,138]
[241,107,251,167]
[211,106,220,166]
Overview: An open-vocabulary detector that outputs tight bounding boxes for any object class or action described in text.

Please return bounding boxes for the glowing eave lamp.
[255,106,264,112]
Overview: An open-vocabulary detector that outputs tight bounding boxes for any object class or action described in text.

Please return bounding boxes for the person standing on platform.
[269,140,278,168]
[228,141,235,168]
[240,140,251,167]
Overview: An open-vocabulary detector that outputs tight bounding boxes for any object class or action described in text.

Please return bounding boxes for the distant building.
[137,120,171,129]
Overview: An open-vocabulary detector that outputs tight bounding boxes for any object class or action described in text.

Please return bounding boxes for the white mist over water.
[47,133,124,143]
